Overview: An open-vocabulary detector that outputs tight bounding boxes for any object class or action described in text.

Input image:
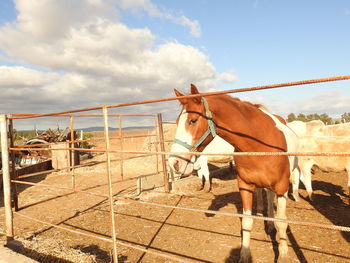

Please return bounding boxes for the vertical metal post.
[118,116,123,180]
[8,118,18,211]
[157,114,169,193]
[1,115,14,241]
[70,116,75,190]
[103,107,119,262]
[154,117,159,174]
[137,177,142,195]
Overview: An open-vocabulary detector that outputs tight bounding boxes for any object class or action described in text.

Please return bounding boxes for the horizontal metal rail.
[10,179,350,233]
[10,113,157,119]
[14,133,156,148]
[9,147,350,157]
[16,155,155,181]
[8,75,350,119]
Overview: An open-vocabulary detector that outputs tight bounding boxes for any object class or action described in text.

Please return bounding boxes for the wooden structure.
[51,142,80,170]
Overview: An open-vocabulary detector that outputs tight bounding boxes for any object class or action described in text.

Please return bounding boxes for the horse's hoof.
[292,195,299,202]
[203,186,211,193]
[202,182,211,193]
[239,248,252,263]
[195,183,204,191]
[308,193,313,202]
[238,255,252,263]
[292,191,299,202]
[277,255,288,263]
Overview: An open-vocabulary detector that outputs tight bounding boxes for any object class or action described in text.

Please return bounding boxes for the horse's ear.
[190,84,199,94]
[190,84,201,104]
[174,88,187,104]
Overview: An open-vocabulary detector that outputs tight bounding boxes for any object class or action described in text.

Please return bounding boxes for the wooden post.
[103,107,119,262]
[70,116,75,190]
[1,115,14,241]
[8,118,19,211]
[118,116,123,180]
[157,114,169,193]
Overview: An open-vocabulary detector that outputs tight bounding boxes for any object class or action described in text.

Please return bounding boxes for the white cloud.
[0,66,51,88]
[232,89,350,120]
[292,90,350,115]
[0,0,234,129]
[217,72,237,83]
[175,15,201,38]
[13,0,117,40]
[266,90,350,118]
[118,0,201,37]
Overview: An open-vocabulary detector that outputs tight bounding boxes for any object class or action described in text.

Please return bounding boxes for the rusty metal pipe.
[8,75,350,119]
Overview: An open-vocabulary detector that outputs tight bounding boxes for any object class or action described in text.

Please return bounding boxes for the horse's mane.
[214,94,271,112]
[213,94,286,124]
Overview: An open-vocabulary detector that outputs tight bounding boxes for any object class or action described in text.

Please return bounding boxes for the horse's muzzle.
[168,154,196,176]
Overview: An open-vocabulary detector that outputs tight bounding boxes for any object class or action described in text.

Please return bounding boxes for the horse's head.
[168,84,216,176]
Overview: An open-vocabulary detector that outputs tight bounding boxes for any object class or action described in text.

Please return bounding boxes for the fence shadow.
[0,173,49,209]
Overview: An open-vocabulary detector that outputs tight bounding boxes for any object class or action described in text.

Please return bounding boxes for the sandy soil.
[0,129,349,263]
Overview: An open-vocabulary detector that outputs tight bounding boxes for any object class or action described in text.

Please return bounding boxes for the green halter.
[173,97,217,152]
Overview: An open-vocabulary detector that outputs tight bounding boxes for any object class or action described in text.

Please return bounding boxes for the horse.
[168,84,299,263]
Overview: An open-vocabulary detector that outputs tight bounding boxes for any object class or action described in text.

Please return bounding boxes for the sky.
[0,0,349,130]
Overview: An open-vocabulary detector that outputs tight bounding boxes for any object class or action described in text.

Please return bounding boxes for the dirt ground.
[1,129,349,263]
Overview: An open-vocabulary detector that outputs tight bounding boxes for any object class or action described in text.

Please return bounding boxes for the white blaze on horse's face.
[168,109,195,176]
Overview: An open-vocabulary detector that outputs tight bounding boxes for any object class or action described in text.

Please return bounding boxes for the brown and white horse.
[168,84,298,262]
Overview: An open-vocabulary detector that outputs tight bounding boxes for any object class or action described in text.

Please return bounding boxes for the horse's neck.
[213,100,271,152]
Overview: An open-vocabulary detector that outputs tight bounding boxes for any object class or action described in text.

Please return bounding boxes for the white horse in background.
[193,136,235,192]
[287,120,350,202]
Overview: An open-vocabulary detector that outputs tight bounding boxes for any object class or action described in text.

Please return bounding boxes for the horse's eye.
[189,119,198,125]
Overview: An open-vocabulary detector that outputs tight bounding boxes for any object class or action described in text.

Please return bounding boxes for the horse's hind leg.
[266,190,275,234]
[300,159,314,200]
[256,188,264,216]
[275,194,288,262]
[291,167,300,201]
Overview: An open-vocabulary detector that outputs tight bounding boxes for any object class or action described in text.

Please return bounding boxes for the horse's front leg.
[238,180,255,263]
[275,194,288,262]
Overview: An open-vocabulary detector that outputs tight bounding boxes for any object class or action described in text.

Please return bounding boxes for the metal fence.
[1,75,350,262]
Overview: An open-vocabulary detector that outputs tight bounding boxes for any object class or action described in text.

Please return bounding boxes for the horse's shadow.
[205,191,241,217]
[302,179,350,242]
